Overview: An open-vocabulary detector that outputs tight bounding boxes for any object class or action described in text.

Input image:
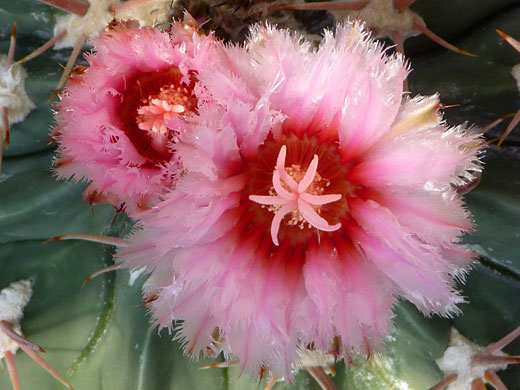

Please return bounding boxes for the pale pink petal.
[350,199,465,315]
[348,124,482,191]
[373,190,473,247]
[333,237,396,353]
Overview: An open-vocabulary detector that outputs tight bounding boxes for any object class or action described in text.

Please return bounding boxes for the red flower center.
[119,66,197,164]
[246,136,353,246]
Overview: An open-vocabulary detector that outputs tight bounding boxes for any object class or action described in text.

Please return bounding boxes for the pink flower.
[52,20,215,215]
[117,21,484,378]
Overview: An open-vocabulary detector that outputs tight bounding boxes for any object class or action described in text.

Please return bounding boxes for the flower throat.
[119,67,197,164]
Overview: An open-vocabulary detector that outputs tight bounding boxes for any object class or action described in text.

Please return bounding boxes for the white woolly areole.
[0,55,36,129]
[512,63,520,93]
[331,0,423,39]
[296,349,335,372]
[53,0,173,49]
[437,328,508,390]
[0,280,32,359]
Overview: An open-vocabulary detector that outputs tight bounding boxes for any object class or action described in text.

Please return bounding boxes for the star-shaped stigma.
[249,145,342,246]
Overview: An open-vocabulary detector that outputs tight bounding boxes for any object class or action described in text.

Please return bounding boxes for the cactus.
[0,1,519,389]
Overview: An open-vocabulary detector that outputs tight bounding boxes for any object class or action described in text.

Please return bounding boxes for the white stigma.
[249,145,342,246]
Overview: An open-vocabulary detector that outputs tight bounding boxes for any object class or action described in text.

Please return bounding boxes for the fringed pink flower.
[117,21,484,379]
[52,20,215,216]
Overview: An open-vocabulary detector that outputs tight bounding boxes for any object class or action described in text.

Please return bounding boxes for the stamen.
[135,83,195,155]
[249,145,342,246]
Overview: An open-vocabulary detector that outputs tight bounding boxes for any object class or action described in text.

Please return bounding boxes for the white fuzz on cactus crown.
[0,280,32,359]
[0,55,36,128]
[53,0,173,50]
